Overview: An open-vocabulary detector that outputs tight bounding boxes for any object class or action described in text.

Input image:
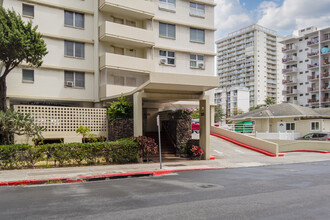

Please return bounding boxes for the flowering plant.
[131,136,158,162]
[168,108,195,121]
[190,145,204,157]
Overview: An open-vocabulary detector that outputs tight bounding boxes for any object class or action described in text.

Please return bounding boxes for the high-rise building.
[216,24,284,113]
[214,87,249,116]
[2,0,218,144]
[281,26,330,108]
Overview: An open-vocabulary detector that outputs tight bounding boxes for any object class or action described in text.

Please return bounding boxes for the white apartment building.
[214,87,249,116]
[281,26,330,108]
[2,0,218,154]
[216,24,284,112]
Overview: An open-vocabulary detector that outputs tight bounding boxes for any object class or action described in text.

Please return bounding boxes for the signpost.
[157,115,162,169]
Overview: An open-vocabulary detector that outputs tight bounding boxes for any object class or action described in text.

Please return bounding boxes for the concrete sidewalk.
[1,135,330,185]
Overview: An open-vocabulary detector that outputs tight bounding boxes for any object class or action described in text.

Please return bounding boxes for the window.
[114,76,125,86]
[159,23,175,39]
[22,4,34,18]
[286,123,295,131]
[159,50,175,65]
[64,41,85,58]
[190,28,205,43]
[190,2,205,17]
[126,77,137,87]
[311,122,320,131]
[190,54,204,68]
[64,71,85,88]
[64,11,84,28]
[159,0,175,11]
[22,69,34,82]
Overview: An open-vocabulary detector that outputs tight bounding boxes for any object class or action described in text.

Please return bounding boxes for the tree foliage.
[107,94,133,121]
[265,97,276,105]
[0,109,44,145]
[0,7,48,111]
[214,105,224,122]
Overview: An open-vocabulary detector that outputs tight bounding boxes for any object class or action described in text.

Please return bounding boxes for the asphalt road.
[1,161,330,220]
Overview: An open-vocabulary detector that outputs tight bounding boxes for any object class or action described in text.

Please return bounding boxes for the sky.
[214,0,330,40]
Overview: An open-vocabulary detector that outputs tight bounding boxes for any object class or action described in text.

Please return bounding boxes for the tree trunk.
[0,76,7,112]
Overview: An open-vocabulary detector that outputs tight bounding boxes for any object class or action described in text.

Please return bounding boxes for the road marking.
[213,150,224,155]
[235,149,245,154]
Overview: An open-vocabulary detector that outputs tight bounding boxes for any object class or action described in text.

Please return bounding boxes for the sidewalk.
[0,158,221,185]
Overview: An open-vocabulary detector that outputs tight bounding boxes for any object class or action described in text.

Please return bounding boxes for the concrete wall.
[210,126,279,156]
[270,140,330,152]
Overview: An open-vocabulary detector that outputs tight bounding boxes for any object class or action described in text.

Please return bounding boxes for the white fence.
[14,105,108,143]
[256,132,301,140]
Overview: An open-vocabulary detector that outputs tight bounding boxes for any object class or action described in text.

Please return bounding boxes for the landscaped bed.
[0,138,139,169]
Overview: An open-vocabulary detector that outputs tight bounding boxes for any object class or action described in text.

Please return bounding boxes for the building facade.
[216,24,284,112]
[2,0,218,155]
[281,26,330,108]
[3,0,216,108]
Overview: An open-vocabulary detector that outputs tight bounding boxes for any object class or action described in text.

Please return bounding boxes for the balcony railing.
[308,99,319,103]
[307,52,319,58]
[307,63,319,69]
[282,56,297,63]
[322,72,330,78]
[307,39,319,46]
[308,87,319,92]
[283,67,297,73]
[282,44,297,52]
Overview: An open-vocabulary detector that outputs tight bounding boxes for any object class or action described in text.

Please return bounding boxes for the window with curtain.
[64,10,84,28]
[22,69,34,82]
[159,22,175,39]
[22,4,34,17]
[189,2,205,17]
[190,28,205,43]
[64,41,85,58]
[159,0,176,11]
[64,71,85,88]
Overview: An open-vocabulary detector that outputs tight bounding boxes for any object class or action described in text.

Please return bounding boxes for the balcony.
[282,56,297,64]
[308,98,319,103]
[99,0,154,19]
[282,44,297,53]
[307,63,319,70]
[322,72,330,78]
[308,87,319,93]
[283,78,297,85]
[99,53,154,73]
[307,51,319,58]
[322,97,330,103]
[308,75,319,81]
[283,89,297,95]
[322,33,330,43]
[322,85,330,91]
[283,67,297,74]
[307,39,319,47]
[99,21,154,47]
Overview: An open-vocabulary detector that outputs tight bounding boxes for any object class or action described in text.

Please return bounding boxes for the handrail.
[162,122,177,149]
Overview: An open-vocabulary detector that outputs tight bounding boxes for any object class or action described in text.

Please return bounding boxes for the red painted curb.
[0,167,220,186]
[281,150,330,154]
[211,133,284,157]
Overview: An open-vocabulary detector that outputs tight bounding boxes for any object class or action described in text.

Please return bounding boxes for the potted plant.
[190,145,204,160]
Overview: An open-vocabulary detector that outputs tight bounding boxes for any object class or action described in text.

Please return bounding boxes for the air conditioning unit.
[198,63,204,68]
[159,58,167,64]
[66,81,74,87]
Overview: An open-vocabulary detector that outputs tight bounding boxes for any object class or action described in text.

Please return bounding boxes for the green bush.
[107,94,133,121]
[0,139,138,169]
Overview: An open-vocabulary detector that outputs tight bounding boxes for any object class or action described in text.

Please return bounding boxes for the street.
[1,161,330,220]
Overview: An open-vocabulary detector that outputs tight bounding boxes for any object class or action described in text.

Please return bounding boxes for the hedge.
[0,138,138,169]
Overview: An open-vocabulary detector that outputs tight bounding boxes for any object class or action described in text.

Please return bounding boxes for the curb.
[211,133,284,157]
[281,150,330,154]
[0,167,220,186]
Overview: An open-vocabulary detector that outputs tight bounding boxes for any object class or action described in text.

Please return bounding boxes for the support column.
[133,92,143,137]
[199,95,210,160]
[6,98,10,110]
[210,105,215,126]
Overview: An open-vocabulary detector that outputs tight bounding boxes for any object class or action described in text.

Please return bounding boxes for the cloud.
[214,0,253,39]
[257,0,330,35]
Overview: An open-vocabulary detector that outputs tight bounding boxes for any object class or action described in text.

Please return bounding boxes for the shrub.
[190,145,204,157]
[107,94,133,121]
[131,136,158,162]
[0,140,138,169]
